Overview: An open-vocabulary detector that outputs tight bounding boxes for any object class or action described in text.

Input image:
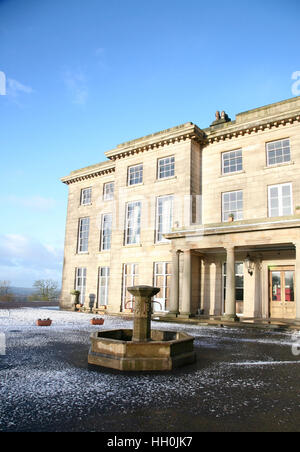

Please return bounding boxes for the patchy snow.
[0,308,299,432]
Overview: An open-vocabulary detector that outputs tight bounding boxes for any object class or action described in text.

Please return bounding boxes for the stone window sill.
[219,170,245,178]
[155,176,177,183]
[125,183,144,189]
[264,161,294,170]
[79,203,93,207]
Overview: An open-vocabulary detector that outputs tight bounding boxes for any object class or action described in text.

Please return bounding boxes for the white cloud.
[0,234,62,268]
[7,78,33,98]
[62,70,88,105]
[0,234,63,286]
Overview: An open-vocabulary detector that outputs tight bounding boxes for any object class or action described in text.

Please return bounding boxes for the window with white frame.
[122,263,139,310]
[156,195,173,243]
[98,267,110,306]
[100,213,112,251]
[81,187,92,205]
[266,139,291,166]
[222,190,243,222]
[268,183,293,217]
[153,262,172,312]
[158,156,175,179]
[103,182,114,201]
[77,218,90,253]
[125,201,141,245]
[75,268,87,305]
[222,149,243,174]
[128,164,143,186]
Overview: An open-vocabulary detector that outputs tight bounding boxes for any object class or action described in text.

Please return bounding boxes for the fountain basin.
[88,329,196,371]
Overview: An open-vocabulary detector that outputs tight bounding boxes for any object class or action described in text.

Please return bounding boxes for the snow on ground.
[0,308,299,431]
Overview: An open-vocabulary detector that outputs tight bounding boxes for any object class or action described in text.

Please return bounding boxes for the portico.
[166,217,300,322]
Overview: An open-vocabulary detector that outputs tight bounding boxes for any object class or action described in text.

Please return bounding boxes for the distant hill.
[0,286,61,303]
[10,287,34,296]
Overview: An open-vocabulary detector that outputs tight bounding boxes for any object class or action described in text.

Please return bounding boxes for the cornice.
[61,163,115,185]
[105,122,206,161]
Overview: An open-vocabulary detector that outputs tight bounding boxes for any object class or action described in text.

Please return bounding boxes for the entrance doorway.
[269,266,295,319]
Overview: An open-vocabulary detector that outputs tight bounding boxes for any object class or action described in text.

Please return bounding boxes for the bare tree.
[0,281,12,302]
[32,280,59,301]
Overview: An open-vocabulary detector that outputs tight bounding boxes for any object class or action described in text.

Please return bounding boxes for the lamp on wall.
[245,254,255,276]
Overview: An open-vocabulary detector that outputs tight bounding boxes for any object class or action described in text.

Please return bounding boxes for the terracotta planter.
[36,319,52,327]
[90,318,104,326]
[228,216,234,222]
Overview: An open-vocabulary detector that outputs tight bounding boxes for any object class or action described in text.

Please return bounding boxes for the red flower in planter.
[90,318,104,325]
[36,319,52,327]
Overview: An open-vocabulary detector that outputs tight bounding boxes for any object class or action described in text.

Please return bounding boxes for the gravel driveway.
[0,307,300,432]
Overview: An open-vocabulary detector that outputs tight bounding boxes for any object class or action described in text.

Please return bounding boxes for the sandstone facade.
[61,96,300,320]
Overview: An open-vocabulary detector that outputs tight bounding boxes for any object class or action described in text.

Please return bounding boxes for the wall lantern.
[245,254,255,276]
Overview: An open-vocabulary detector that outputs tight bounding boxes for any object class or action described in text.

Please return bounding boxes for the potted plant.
[228,213,234,222]
[70,290,80,310]
[90,317,105,326]
[295,206,300,215]
[36,318,52,327]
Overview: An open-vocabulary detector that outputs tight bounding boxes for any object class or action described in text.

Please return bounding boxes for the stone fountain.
[88,285,196,371]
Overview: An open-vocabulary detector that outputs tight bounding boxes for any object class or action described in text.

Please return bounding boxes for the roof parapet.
[205,96,300,143]
[105,122,206,161]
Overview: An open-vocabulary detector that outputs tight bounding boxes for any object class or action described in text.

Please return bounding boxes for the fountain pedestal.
[128,286,160,342]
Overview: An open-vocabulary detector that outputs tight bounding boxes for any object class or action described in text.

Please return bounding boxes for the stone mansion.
[60,95,300,321]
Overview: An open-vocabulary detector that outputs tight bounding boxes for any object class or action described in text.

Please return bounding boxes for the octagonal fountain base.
[88,329,196,371]
[88,285,196,372]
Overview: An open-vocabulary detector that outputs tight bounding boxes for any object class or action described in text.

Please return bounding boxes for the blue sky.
[0,0,299,287]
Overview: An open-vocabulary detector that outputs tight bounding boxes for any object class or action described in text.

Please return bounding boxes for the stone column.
[222,246,239,322]
[295,242,300,321]
[168,250,181,316]
[127,285,160,342]
[254,259,262,318]
[202,259,211,315]
[179,250,192,318]
[214,259,223,316]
